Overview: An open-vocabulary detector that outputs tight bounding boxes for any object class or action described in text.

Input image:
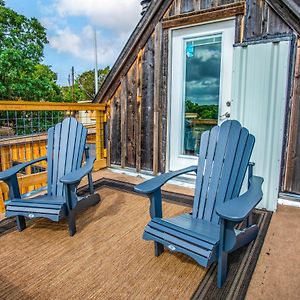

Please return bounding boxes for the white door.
[168,19,235,171]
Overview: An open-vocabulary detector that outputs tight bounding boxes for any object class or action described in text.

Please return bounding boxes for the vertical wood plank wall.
[284,39,300,194]
[105,0,294,174]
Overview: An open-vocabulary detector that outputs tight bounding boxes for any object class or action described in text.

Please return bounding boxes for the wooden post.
[136,49,143,173]
[120,76,128,168]
[94,109,107,171]
[153,22,162,175]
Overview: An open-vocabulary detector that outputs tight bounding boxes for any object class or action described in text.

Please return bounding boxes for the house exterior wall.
[100,0,299,200]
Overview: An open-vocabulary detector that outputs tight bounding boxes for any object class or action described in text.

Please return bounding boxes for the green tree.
[0,1,62,101]
[77,66,110,100]
[61,84,86,103]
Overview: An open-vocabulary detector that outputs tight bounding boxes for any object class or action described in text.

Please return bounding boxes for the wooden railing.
[0,101,107,212]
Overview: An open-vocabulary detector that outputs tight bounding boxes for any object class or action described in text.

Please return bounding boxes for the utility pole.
[94,30,99,96]
[71,66,75,102]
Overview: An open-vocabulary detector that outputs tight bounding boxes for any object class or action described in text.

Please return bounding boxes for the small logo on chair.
[168,245,176,251]
[28,214,35,219]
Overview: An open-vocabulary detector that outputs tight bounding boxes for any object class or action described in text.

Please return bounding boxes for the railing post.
[94,108,107,171]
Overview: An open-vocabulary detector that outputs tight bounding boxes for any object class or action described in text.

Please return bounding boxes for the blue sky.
[5,0,141,85]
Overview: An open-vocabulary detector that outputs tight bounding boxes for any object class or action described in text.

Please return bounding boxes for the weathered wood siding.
[105,0,295,174]
[110,87,121,165]
[283,38,300,194]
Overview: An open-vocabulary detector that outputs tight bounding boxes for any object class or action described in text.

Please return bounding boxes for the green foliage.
[61,84,86,103]
[77,66,110,100]
[0,2,62,101]
[185,100,218,120]
[60,67,110,102]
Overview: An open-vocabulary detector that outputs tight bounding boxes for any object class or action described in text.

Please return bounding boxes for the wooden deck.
[1,169,299,298]
[0,186,206,299]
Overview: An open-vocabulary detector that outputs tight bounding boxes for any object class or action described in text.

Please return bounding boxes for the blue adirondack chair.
[134,120,263,287]
[0,117,100,236]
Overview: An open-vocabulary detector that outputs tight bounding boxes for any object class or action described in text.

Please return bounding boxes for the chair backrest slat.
[232,135,255,198]
[194,125,220,219]
[204,121,241,222]
[64,119,79,176]
[51,122,62,196]
[192,120,255,224]
[76,126,87,169]
[47,118,87,197]
[47,127,55,194]
[192,130,210,218]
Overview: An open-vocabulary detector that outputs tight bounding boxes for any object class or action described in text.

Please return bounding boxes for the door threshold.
[278,193,300,208]
[109,166,196,189]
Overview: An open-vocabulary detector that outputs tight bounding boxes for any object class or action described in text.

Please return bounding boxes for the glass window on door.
[183,34,222,156]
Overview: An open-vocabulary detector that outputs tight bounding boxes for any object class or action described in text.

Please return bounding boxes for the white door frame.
[167,19,235,172]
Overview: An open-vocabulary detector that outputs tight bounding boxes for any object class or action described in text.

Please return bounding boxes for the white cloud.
[54,0,141,33]
[48,26,126,67]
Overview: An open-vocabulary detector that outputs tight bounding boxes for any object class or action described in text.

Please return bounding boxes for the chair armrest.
[134,165,197,195]
[0,156,47,181]
[216,176,264,222]
[60,157,95,185]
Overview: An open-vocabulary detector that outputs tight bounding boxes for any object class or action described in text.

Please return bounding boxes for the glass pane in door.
[183,34,222,156]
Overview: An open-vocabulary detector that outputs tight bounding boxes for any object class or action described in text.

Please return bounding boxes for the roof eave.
[93,0,173,103]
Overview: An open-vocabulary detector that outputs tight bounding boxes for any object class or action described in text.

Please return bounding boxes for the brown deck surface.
[246,205,300,299]
[0,187,206,300]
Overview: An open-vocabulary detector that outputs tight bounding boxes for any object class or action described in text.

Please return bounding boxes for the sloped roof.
[94,0,300,103]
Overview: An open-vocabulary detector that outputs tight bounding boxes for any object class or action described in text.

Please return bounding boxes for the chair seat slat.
[148,221,215,250]
[145,226,212,258]
[153,214,219,245]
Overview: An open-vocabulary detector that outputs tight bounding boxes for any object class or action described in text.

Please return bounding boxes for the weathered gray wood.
[153,22,163,175]
[162,2,244,29]
[159,29,169,173]
[235,14,244,43]
[126,63,137,168]
[110,93,122,165]
[121,76,128,168]
[135,52,143,172]
[266,0,299,35]
[284,39,300,193]
[266,6,292,35]
[175,0,181,15]
[181,0,194,13]
[141,35,155,171]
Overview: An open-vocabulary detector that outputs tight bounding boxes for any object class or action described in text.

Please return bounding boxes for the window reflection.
[183,34,222,156]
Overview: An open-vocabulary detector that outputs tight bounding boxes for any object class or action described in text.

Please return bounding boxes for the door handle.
[219,112,231,118]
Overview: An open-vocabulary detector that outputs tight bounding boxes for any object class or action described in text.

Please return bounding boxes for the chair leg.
[217,251,228,288]
[68,210,77,237]
[154,242,164,257]
[16,216,26,232]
